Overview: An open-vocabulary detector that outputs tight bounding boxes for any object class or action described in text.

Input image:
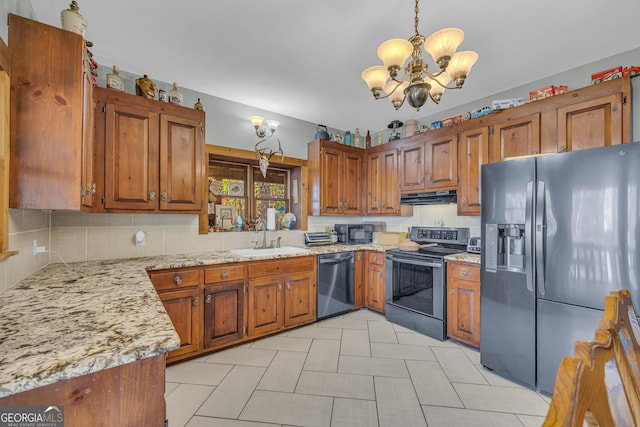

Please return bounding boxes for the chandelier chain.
[414,0,420,36]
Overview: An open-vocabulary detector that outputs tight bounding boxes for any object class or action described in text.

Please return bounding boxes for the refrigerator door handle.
[536,180,546,296]
[525,181,534,293]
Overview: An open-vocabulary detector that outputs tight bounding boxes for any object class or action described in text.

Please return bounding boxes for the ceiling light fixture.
[249,116,280,138]
[361,0,478,111]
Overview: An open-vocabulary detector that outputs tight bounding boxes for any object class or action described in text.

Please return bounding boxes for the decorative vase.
[168,82,184,105]
[60,1,87,37]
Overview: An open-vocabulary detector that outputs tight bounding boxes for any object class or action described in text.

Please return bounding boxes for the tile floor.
[165,309,550,427]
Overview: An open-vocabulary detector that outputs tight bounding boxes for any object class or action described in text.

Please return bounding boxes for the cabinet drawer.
[149,268,201,291]
[248,256,315,278]
[448,262,480,282]
[205,264,245,284]
[367,251,385,266]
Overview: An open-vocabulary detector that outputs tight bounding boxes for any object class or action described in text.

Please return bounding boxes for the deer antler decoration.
[255,138,284,178]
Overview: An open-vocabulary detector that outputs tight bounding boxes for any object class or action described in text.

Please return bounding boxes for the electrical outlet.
[33,240,47,256]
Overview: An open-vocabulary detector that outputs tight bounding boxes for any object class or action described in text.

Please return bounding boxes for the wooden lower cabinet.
[0,355,168,427]
[204,282,245,348]
[354,251,365,308]
[365,251,386,313]
[158,287,202,360]
[447,261,481,348]
[247,256,316,337]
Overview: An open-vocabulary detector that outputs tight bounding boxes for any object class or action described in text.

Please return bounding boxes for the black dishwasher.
[317,252,355,319]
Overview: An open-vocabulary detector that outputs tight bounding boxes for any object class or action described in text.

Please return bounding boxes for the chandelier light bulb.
[377,38,413,73]
[423,28,464,69]
[361,65,390,96]
[447,51,479,86]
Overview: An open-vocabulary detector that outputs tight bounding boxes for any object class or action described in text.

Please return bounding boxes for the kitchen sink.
[230,246,311,258]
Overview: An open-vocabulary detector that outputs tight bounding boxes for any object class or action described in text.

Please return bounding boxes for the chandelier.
[361,0,478,111]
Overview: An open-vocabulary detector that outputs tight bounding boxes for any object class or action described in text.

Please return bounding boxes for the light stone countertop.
[445,252,482,265]
[0,243,388,398]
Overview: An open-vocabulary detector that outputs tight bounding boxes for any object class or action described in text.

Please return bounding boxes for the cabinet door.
[354,251,365,308]
[366,252,386,313]
[248,276,283,336]
[159,113,204,211]
[159,287,201,360]
[367,148,400,216]
[283,271,316,328]
[366,152,383,215]
[491,113,541,162]
[398,140,426,192]
[104,102,158,210]
[426,135,458,190]
[204,282,244,348]
[9,14,86,210]
[380,149,399,215]
[342,151,363,215]
[320,146,344,214]
[447,263,480,348]
[557,93,623,152]
[458,127,489,216]
[80,61,95,208]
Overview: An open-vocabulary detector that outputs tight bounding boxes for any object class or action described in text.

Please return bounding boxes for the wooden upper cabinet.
[557,93,624,152]
[9,14,94,210]
[490,113,541,162]
[104,101,158,210]
[366,146,401,215]
[308,139,362,216]
[398,140,425,192]
[398,134,457,192]
[425,135,458,190]
[94,87,205,213]
[458,126,489,216]
[159,114,204,211]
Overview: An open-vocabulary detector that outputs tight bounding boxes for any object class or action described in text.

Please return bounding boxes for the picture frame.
[228,181,244,196]
[215,205,235,230]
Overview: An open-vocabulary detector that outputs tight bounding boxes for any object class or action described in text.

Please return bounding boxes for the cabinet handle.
[426,174,432,182]
[205,294,211,304]
[91,183,96,194]
[559,145,567,152]
[161,192,168,201]
[193,296,199,305]
[461,197,467,206]
[286,282,291,290]
[149,191,156,201]
[451,289,457,294]
[174,275,182,285]
[357,254,361,261]
[278,283,282,291]
[373,255,378,262]
[221,271,229,279]
[461,269,468,277]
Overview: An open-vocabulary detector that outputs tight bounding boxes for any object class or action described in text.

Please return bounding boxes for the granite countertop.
[0,243,388,398]
[445,252,481,265]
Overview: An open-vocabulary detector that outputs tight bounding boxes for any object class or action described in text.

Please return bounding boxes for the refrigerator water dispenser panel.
[485,223,526,272]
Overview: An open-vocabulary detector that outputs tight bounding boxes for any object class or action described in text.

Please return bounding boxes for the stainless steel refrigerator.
[480,143,640,393]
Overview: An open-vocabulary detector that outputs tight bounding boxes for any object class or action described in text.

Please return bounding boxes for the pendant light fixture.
[361,0,478,111]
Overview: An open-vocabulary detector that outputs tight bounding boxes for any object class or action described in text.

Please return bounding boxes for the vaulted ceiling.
[30,0,640,131]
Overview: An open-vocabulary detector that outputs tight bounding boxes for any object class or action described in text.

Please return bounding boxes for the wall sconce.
[249,116,280,138]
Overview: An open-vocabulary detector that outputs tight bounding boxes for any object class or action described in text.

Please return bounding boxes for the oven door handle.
[386,255,442,269]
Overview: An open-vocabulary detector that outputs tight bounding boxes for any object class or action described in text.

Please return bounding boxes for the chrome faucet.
[254,220,275,249]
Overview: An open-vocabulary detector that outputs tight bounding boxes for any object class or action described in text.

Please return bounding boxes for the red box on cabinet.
[529,85,555,101]
[591,66,623,84]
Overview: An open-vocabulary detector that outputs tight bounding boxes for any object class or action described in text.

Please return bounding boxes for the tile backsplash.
[2,205,478,290]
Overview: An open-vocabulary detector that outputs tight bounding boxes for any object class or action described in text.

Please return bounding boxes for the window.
[208,160,290,229]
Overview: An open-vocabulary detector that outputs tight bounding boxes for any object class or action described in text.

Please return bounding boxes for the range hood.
[400,190,458,205]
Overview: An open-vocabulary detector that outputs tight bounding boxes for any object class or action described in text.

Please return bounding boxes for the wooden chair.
[543,290,640,426]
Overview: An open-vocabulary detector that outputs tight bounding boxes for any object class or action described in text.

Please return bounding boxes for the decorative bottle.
[106,65,125,92]
[168,82,184,105]
[194,98,204,111]
[353,128,361,148]
[365,130,371,148]
[60,1,87,37]
[344,130,352,146]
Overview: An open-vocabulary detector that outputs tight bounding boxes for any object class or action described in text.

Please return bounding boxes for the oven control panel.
[410,226,469,245]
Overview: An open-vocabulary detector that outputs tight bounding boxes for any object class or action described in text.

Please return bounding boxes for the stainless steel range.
[385,226,469,340]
